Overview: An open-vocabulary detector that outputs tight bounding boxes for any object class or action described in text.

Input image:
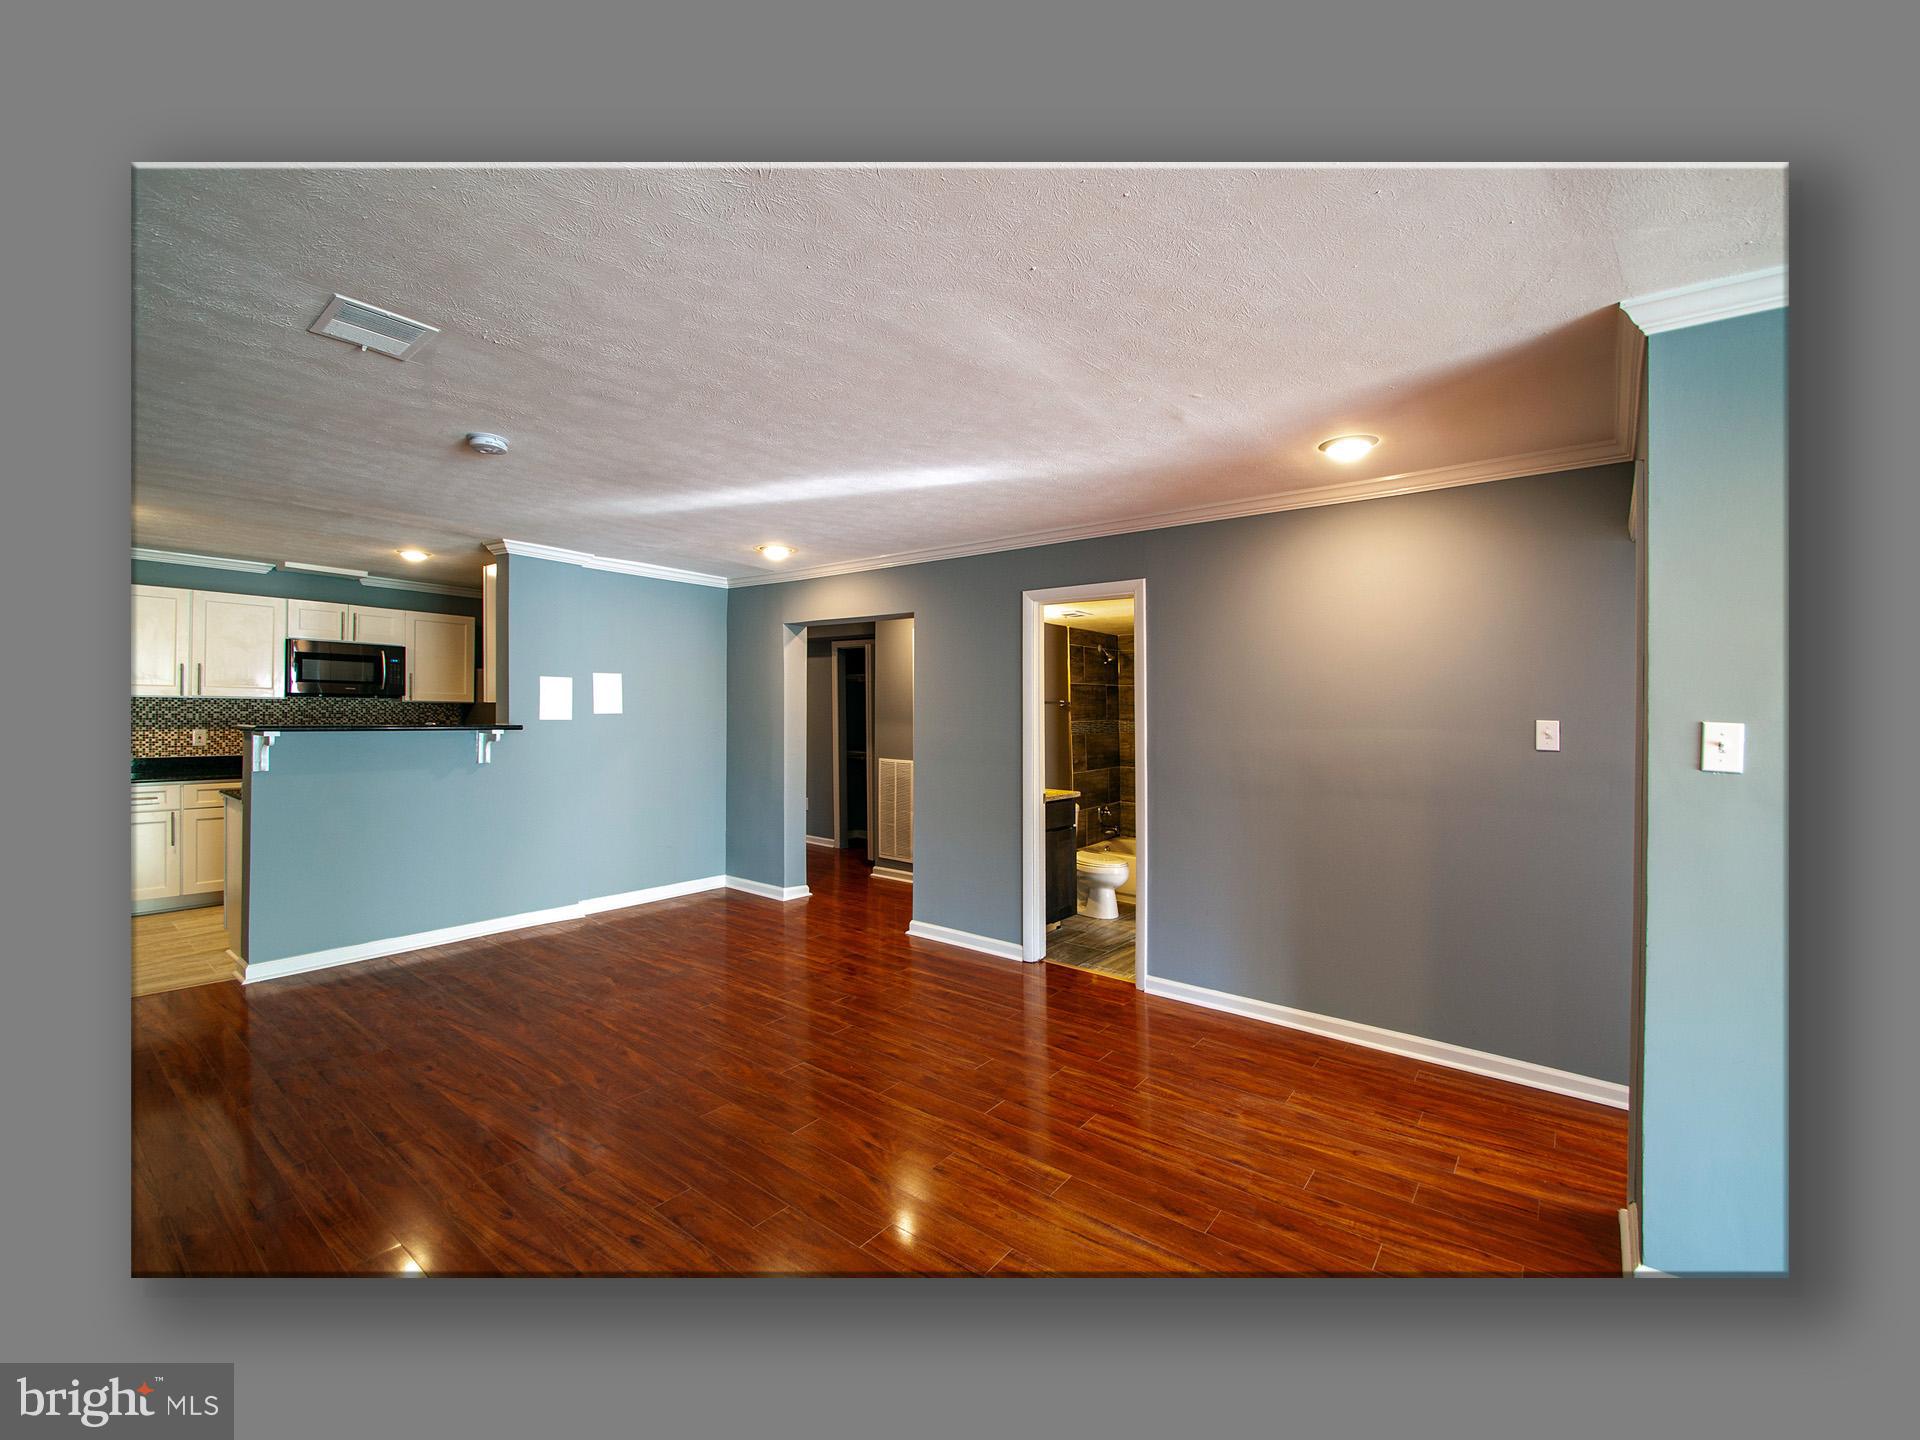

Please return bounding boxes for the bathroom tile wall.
[131,695,472,758]
[1068,627,1135,845]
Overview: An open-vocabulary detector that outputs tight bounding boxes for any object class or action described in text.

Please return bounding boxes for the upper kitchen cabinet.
[191,591,286,697]
[405,612,476,703]
[348,606,409,647]
[132,584,193,695]
[286,599,349,641]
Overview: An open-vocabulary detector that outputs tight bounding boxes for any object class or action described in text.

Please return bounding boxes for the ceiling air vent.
[307,294,440,360]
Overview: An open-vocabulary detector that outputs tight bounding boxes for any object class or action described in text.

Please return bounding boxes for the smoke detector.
[308,294,440,360]
[465,432,511,455]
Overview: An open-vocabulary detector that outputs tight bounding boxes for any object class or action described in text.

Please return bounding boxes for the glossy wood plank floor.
[132,850,1627,1276]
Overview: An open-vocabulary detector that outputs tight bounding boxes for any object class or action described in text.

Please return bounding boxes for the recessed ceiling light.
[397,548,432,563]
[756,543,796,562]
[1317,434,1380,463]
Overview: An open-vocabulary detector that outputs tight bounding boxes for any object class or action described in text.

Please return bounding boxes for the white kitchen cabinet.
[191,592,285,697]
[286,599,349,641]
[131,808,181,902]
[405,612,476,703]
[179,806,228,896]
[349,606,409,646]
[132,585,192,695]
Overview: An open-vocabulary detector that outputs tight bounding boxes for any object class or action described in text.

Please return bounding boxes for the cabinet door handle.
[178,662,185,695]
[169,811,176,847]
[196,662,203,694]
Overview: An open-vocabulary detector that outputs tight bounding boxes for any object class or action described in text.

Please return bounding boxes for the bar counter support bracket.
[477,728,506,765]
[251,730,279,774]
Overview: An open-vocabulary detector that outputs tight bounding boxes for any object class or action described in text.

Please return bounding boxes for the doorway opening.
[803,618,915,884]
[1022,580,1146,984]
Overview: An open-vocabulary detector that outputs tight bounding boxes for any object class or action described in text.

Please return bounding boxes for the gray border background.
[3,2,1914,1436]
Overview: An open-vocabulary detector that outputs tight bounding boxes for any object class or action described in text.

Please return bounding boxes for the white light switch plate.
[1535,719,1561,752]
[1701,720,1745,773]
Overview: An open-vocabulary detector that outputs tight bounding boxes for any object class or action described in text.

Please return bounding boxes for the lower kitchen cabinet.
[179,806,227,896]
[131,808,181,902]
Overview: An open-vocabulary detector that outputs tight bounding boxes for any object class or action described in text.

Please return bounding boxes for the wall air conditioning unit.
[875,758,914,864]
[307,294,440,360]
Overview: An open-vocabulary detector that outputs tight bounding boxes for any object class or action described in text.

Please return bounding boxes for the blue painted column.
[1639,308,1788,1274]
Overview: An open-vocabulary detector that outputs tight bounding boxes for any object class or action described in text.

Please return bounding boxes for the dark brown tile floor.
[1046,901,1136,981]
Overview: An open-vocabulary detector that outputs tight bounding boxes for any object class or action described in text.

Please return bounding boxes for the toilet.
[1075,847,1131,920]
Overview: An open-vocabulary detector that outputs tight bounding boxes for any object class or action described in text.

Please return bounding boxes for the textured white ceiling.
[133,166,1784,586]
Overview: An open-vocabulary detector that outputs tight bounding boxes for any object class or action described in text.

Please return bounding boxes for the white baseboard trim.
[804,835,837,849]
[905,920,1024,961]
[1142,975,1629,1110]
[244,875,729,983]
[578,875,727,914]
[870,865,913,884]
[724,875,812,902]
[1633,1264,1674,1278]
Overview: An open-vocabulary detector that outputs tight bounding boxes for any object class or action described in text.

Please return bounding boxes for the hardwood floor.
[132,906,238,997]
[131,850,1627,1276]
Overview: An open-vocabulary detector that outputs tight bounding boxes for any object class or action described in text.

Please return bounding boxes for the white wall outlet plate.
[1701,720,1746,773]
[190,728,209,748]
[1535,719,1561,752]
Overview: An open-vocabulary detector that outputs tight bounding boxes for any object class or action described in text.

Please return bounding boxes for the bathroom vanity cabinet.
[1045,795,1077,923]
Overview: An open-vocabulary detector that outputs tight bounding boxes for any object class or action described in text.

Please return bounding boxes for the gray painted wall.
[246,553,726,961]
[1637,309,1787,1273]
[727,467,1638,1081]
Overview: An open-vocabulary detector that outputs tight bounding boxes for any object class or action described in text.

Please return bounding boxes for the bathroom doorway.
[1021,580,1147,984]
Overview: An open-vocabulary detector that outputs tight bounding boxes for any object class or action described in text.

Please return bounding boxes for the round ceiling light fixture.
[1317,434,1380,463]
[465,431,511,455]
[756,543,796,562]
[397,548,432,563]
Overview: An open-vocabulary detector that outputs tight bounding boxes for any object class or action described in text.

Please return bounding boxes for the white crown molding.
[132,546,275,575]
[1143,974,1630,1109]
[488,538,729,589]
[729,436,1634,589]
[905,920,1024,961]
[358,574,483,600]
[1620,264,1787,336]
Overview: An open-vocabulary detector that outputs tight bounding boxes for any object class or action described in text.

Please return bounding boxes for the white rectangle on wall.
[592,672,623,715]
[538,675,573,721]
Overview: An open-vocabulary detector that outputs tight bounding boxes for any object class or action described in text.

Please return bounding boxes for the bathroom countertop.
[1044,788,1081,801]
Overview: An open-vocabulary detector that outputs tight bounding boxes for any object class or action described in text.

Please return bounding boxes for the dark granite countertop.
[132,755,244,782]
[234,724,525,733]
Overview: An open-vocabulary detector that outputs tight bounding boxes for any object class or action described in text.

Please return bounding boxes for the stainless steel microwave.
[285,638,406,698]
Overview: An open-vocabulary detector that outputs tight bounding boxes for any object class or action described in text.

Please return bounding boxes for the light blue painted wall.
[728,467,1639,1082]
[1638,309,1788,1275]
[245,554,726,961]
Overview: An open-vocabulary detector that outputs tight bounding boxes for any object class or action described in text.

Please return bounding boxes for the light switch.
[1535,719,1561,752]
[1701,721,1746,773]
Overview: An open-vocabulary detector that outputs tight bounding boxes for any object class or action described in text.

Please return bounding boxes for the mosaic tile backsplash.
[132,696,471,758]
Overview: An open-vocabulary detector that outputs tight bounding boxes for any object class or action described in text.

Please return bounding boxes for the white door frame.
[1020,578,1147,984]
